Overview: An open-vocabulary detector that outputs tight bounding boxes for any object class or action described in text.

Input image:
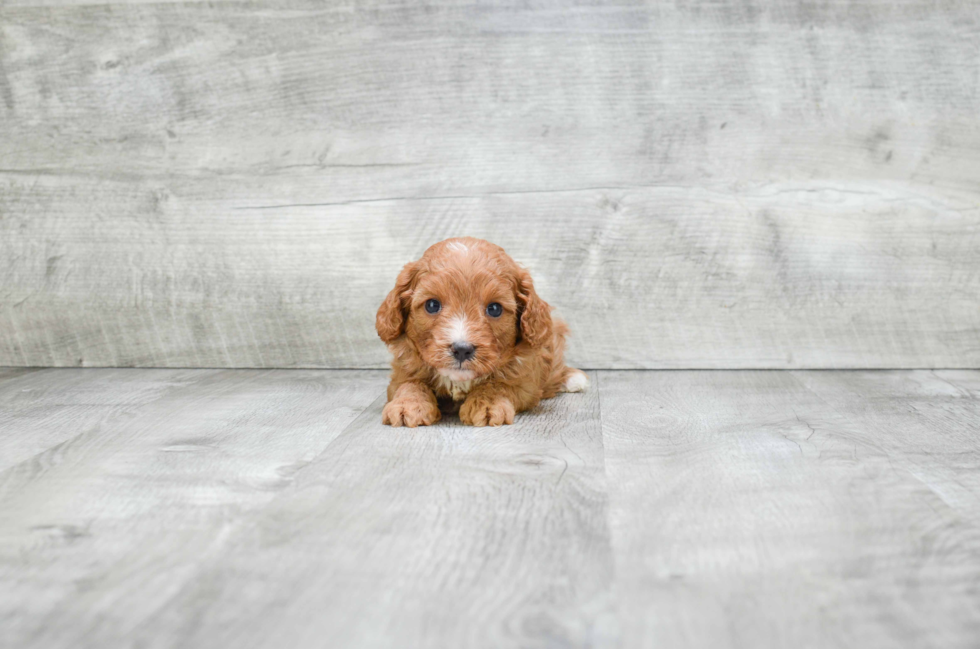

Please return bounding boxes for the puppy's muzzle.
[451,341,476,364]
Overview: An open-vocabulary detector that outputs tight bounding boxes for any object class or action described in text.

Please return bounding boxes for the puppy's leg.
[382,381,441,427]
[542,365,589,397]
[459,383,519,427]
[542,317,588,395]
[560,368,589,393]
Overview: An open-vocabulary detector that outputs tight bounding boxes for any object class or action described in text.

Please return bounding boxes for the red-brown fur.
[376,237,585,427]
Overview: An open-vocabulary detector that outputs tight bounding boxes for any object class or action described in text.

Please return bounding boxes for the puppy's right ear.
[376,261,420,343]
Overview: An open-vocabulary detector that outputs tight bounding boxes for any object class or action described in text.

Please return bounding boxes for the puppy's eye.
[424,299,441,314]
[486,302,503,318]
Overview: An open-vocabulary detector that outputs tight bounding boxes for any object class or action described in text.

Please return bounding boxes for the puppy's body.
[376,237,586,427]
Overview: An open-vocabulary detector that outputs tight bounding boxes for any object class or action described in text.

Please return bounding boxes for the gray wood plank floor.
[1,369,978,648]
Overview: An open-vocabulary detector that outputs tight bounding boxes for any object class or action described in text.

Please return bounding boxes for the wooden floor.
[1,368,978,648]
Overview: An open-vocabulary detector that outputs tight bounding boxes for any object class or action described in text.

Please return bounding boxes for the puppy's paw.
[459,393,516,427]
[561,369,589,393]
[382,398,441,428]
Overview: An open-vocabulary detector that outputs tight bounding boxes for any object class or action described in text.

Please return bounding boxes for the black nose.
[451,341,476,363]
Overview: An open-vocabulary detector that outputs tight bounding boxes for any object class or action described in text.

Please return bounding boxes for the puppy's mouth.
[438,367,478,382]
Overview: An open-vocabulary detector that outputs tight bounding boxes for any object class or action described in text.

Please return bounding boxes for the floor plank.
[793,370,980,528]
[127,372,614,649]
[0,369,386,648]
[599,370,980,649]
[0,368,213,473]
[2,369,978,647]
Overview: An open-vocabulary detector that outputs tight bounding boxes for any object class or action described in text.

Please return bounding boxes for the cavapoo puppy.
[376,237,588,427]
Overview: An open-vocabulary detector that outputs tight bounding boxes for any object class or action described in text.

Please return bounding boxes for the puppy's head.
[376,237,552,380]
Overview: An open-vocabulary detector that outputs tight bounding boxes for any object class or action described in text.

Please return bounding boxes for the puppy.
[376,237,588,427]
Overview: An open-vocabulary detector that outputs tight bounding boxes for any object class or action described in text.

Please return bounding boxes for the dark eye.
[486,302,502,318]
[424,299,441,314]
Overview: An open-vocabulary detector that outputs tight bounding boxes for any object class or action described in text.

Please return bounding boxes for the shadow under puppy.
[376,237,588,427]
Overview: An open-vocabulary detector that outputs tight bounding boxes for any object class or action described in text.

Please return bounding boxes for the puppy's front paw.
[382,398,441,428]
[459,393,515,427]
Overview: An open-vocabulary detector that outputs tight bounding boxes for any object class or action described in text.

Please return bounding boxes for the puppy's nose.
[451,341,476,363]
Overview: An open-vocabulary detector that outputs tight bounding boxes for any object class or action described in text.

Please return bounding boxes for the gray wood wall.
[1,0,978,369]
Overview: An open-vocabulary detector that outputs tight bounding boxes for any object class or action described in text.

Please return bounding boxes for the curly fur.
[376,237,586,427]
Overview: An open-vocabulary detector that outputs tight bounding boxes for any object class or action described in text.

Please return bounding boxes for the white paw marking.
[562,370,589,393]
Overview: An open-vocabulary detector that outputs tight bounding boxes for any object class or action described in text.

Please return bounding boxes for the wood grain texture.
[599,370,980,648]
[1,1,979,368]
[0,368,387,648]
[1,368,979,646]
[0,369,613,648]
[129,373,613,649]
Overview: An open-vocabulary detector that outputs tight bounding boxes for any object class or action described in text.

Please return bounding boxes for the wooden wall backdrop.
[1,0,978,369]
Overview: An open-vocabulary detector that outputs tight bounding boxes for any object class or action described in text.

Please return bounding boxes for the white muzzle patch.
[446,315,470,346]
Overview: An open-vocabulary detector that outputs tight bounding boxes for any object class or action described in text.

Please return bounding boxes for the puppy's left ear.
[376,261,420,343]
[516,268,553,347]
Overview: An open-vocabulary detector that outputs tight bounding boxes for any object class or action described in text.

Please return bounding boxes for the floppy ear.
[376,261,419,343]
[516,268,553,347]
